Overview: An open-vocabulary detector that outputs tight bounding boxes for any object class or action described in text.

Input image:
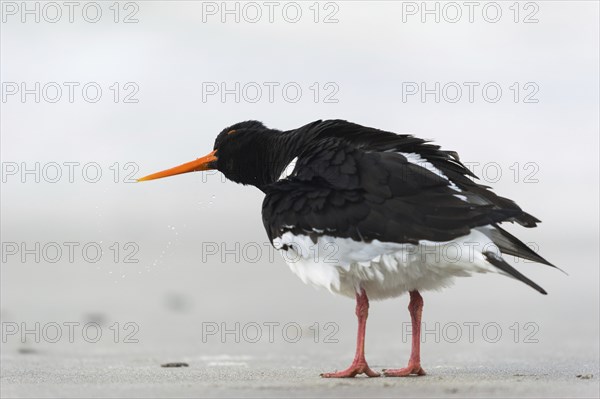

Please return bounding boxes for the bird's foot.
[382,363,426,377]
[320,361,381,378]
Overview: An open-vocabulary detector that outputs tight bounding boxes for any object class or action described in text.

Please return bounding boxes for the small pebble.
[161,362,189,368]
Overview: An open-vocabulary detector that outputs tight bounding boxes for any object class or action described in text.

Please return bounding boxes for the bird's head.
[137,120,285,188]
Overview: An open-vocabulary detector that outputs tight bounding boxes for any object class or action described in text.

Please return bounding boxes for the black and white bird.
[138,120,558,378]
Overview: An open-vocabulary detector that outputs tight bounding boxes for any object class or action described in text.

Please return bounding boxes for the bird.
[138,119,559,378]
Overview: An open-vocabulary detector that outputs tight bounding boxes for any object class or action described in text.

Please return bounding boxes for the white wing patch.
[278,157,298,181]
[400,152,462,193]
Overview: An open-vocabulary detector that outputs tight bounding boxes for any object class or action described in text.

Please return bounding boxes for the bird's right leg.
[321,288,380,378]
[383,290,426,377]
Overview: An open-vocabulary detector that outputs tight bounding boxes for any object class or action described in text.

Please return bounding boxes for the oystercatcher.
[138,120,558,378]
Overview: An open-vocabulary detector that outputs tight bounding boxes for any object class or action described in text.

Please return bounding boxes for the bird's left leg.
[321,288,380,378]
[383,290,426,377]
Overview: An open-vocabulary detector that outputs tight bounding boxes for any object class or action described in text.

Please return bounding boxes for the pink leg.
[321,288,380,378]
[384,290,426,377]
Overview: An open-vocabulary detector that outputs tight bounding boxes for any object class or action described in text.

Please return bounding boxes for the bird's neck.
[254,129,307,191]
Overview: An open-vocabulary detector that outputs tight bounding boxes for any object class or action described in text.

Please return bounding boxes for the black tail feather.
[485,224,558,269]
[483,251,547,295]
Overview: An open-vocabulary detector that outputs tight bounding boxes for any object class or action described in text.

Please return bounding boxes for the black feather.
[484,224,557,268]
[483,251,547,295]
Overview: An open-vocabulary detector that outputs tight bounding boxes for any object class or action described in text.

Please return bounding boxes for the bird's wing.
[262,137,525,246]
[297,119,540,227]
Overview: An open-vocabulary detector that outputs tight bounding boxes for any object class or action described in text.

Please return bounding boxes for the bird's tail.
[478,224,566,294]
[481,224,559,268]
[483,251,548,295]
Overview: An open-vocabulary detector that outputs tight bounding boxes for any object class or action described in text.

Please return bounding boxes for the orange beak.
[137,150,218,182]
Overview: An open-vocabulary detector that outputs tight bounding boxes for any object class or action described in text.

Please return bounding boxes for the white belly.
[273,229,500,300]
